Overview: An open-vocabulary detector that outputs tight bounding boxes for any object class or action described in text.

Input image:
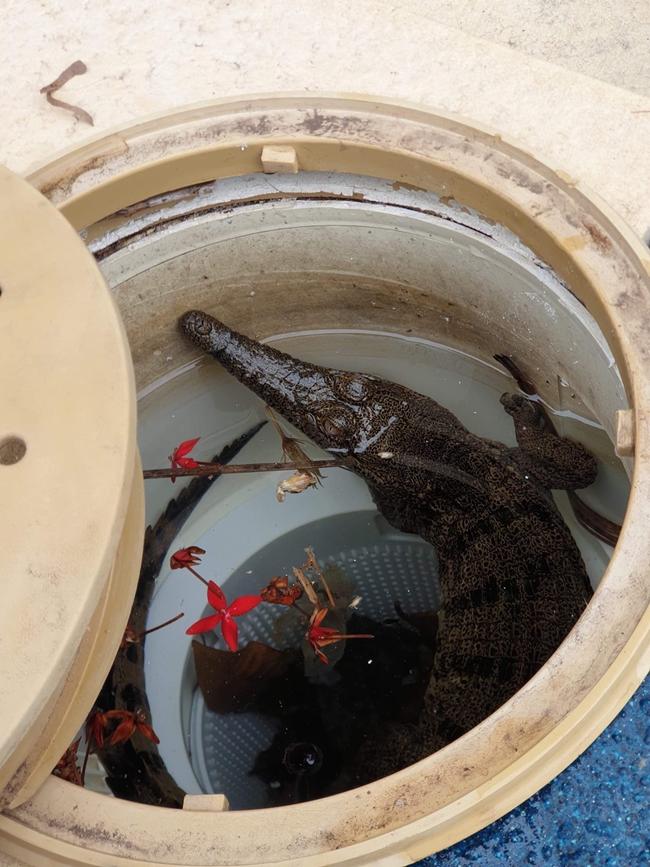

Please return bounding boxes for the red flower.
[103,708,160,746]
[168,437,201,481]
[306,607,373,664]
[170,546,205,570]
[186,580,261,651]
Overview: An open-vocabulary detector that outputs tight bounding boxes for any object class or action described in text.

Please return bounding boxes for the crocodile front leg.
[501,392,598,490]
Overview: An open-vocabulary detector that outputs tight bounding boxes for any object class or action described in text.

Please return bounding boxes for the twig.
[80,731,93,787]
[139,612,184,638]
[40,60,94,125]
[305,546,335,607]
[144,458,350,480]
[293,566,319,607]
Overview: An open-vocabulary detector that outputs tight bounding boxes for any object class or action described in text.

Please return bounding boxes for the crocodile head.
[178,310,417,464]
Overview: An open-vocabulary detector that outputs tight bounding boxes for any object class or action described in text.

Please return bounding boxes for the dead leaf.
[276,470,319,502]
[192,640,294,713]
[40,60,94,126]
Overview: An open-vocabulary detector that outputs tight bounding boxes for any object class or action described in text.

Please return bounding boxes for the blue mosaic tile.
[417,677,649,866]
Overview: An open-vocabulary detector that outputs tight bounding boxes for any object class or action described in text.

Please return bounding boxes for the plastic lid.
[0,165,141,807]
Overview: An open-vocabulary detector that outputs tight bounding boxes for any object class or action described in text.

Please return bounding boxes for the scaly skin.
[179,310,597,780]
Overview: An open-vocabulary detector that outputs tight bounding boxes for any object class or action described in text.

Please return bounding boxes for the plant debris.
[120,612,184,649]
[276,469,320,501]
[267,407,324,501]
[260,575,303,606]
[85,423,265,806]
[192,640,295,713]
[53,739,82,786]
[40,60,94,126]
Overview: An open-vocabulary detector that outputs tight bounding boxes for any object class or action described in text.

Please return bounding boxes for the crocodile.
[179,309,597,780]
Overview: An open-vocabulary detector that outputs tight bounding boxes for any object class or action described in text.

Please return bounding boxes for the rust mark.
[391,180,426,192]
[583,218,612,252]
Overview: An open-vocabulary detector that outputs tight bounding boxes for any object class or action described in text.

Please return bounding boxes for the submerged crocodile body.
[179,310,597,778]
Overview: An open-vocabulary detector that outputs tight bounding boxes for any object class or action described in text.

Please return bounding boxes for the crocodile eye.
[318,404,356,442]
[322,416,349,440]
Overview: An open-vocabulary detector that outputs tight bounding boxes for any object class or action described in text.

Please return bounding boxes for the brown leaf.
[193,640,294,713]
[40,60,94,126]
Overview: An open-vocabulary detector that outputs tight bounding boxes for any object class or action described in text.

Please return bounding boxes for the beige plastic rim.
[1,95,648,866]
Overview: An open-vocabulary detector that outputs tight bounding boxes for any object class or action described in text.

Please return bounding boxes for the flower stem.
[143,457,351,480]
[186,566,208,587]
[138,612,184,638]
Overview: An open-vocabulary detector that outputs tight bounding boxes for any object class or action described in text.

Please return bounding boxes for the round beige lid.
[0,165,142,807]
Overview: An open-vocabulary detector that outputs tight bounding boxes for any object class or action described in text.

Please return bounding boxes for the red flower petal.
[310,625,339,641]
[228,594,262,617]
[186,612,223,635]
[174,437,200,459]
[109,717,136,746]
[136,721,160,745]
[87,712,105,749]
[207,580,227,611]
[175,455,199,469]
[221,616,239,652]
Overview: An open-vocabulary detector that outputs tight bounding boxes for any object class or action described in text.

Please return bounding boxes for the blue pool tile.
[417,677,649,866]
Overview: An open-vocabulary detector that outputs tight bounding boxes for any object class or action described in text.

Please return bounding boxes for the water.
[139,330,629,809]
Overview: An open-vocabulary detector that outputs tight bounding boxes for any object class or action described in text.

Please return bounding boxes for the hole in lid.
[0,436,27,465]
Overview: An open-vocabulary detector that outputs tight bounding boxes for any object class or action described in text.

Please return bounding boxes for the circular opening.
[0,435,26,465]
[86,172,628,809]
